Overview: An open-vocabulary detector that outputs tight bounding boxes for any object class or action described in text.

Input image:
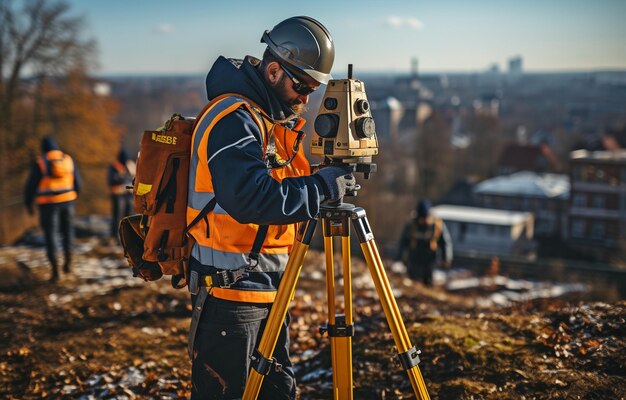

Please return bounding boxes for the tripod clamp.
[398,346,422,370]
[250,349,283,375]
[319,315,354,337]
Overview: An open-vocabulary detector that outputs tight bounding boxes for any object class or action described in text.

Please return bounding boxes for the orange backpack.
[118,95,283,289]
[118,111,213,289]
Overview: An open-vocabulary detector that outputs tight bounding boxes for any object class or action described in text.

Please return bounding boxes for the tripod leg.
[242,219,317,400]
[352,209,430,400]
[323,224,354,399]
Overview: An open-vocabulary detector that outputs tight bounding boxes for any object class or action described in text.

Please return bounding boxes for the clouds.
[385,16,424,31]
[155,23,173,34]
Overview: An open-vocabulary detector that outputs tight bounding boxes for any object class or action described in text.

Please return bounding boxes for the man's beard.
[291,103,306,116]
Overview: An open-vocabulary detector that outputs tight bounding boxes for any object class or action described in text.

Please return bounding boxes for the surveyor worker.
[397,199,453,286]
[24,136,81,282]
[187,16,354,400]
[107,147,135,239]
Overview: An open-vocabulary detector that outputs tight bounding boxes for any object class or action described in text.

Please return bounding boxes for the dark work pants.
[110,193,133,238]
[190,295,296,400]
[39,202,74,271]
[407,256,436,286]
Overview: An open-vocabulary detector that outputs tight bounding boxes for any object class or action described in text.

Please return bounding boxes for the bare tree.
[0,0,95,243]
[417,111,454,201]
[0,0,94,131]
[465,113,504,179]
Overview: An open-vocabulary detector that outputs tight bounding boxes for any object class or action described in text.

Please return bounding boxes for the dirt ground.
[1,238,625,400]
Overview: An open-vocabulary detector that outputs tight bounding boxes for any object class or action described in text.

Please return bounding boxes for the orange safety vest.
[186,95,310,303]
[409,217,443,252]
[35,150,77,205]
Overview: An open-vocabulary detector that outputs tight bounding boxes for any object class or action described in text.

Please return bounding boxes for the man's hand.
[27,205,35,216]
[440,260,451,269]
[313,165,356,201]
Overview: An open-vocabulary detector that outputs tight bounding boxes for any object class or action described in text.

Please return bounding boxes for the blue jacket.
[203,56,326,225]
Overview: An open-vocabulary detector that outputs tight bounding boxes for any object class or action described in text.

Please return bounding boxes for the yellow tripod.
[242,201,430,399]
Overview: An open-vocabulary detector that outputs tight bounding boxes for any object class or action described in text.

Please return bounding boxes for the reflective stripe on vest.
[186,96,310,302]
[36,150,77,205]
[209,287,277,303]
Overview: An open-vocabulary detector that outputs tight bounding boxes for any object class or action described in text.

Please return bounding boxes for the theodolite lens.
[324,97,338,110]
[355,117,376,138]
[356,99,370,114]
[315,113,340,138]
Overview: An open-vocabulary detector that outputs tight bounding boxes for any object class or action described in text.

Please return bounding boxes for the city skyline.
[62,0,626,75]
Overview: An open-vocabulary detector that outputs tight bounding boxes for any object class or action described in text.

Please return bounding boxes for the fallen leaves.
[1,239,625,399]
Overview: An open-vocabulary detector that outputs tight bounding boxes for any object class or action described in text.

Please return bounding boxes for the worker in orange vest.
[186,16,353,399]
[24,136,81,282]
[107,147,135,239]
[398,199,453,286]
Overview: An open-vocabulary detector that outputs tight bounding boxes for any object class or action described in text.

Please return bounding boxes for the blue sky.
[65,0,626,75]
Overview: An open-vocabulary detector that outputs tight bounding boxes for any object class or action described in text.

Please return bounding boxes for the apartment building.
[431,205,535,258]
[473,171,570,238]
[568,150,626,257]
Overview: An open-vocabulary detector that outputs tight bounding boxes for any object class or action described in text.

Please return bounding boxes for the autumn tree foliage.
[35,71,124,215]
[464,113,504,179]
[0,0,122,243]
[417,111,455,201]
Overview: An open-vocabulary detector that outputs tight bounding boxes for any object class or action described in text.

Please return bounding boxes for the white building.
[431,205,536,258]
[474,171,569,238]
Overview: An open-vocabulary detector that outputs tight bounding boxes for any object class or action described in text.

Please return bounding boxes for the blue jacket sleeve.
[439,221,453,263]
[73,162,82,195]
[107,164,125,187]
[24,163,42,210]
[207,109,326,225]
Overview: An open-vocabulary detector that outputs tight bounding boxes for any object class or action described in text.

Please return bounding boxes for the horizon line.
[93,67,626,79]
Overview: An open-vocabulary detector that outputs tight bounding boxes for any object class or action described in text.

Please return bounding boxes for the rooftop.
[432,205,532,226]
[570,149,626,162]
[474,171,570,199]
[497,143,560,172]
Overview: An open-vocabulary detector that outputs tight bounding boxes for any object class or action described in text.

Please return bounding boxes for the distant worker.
[24,136,81,282]
[398,199,453,286]
[108,147,135,239]
[186,16,352,400]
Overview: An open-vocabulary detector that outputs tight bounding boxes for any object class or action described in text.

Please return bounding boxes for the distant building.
[508,56,523,75]
[370,98,433,143]
[473,94,500,117]
[410,57,419,89]
[568,150,626,258]
[496,143,561,175]
[438,178,478,207]
[474,171,570,238]
[371,97,404,141]
[431,205,535,258]
[487,63,500,74]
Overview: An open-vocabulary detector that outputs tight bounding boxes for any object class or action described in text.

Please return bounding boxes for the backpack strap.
[155,157,180,214]
[430,218,443,252]
[185,197,217,235]
[248,225,269,268]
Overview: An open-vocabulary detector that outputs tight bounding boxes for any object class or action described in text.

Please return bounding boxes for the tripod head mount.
[313,158,377,206]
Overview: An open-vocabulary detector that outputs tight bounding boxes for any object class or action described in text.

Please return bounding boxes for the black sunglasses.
[281,65,317,96]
